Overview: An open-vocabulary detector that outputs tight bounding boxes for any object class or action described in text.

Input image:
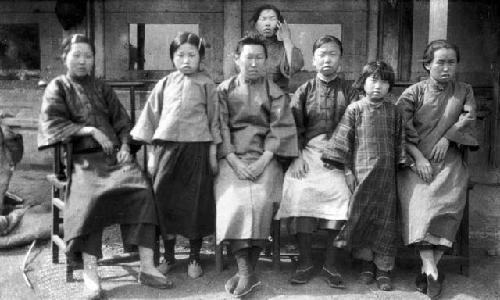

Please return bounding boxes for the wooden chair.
[47,81,158,282]
[215,202,281,272]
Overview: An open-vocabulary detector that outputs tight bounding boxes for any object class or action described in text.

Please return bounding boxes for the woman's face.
[312,42,341,77]
[172,43,200,75]
[364,75,390,100]
[426,48,457,83]
[255,9,279,38]
[65,42,94,77]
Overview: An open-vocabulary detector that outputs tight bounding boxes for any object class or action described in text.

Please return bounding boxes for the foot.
[187,260,203,278]
[158,258,176,275]
[320,266,346,289]
[82,285,104,300]
[427,272,445,299]
[375,269,393,291]
[360,261,375,284]
[415,272,427,294]
[233,274,261,298]
[289,265,314,285]
[82,269,102,300]
[138,271,174,289]
[224,273,239,294]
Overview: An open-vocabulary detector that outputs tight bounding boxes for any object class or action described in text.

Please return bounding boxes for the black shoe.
[289,265,314,285]
[375,269,393,291]
[415,272,427,294]
[360,261,375,284]
[427,273,445,299]
[320,266,346,289]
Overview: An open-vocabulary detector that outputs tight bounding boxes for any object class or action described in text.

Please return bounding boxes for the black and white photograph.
[0,0,499,299]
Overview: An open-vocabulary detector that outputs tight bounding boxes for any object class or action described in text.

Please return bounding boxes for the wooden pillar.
[366,0,379,62]
[429,0,448,42]
[94,0,105,78]
[377,0,413,81]
[223,0,242,78]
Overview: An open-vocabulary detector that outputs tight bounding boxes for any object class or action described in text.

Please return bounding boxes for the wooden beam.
[223,0,241,78]
[429,0,448,42]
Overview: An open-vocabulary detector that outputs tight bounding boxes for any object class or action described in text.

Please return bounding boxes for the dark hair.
[312,35,343,56]
[61,34,94,61]
[422,39,460,71]
[235,33,268,58]
[169,32,205,61]
[353,61,395,92]
[249,4,284,28]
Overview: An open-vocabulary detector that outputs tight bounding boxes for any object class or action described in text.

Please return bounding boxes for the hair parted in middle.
[234,32,268,58]
[312,35,343,56]
[169,31,206,61]
[353,61,396,93]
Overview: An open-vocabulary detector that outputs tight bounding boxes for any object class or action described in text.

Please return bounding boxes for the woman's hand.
[226,153,254,180]
[288,155,309,179]
[413,157,433,183]
[209,144,218,175]
[116,144,132,164]
[345,170,356,193]
[277,20,292,43]
[91,128,114,155]
[430,137,449,162]
[248,151,273,180]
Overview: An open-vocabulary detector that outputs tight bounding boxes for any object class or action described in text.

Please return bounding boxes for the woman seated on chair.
[38,34,172,298]
[216,34,298,297]
[396,40,478,299]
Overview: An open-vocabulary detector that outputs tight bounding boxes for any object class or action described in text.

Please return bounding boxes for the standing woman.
[249,4,304,91]
[397,40,478,299]
[38,34,172,298]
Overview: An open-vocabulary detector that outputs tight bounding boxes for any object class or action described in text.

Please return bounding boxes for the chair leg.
[52,205,59,264]
[272,219,280,271]
[65,258,74,282]
[216,243,224,273]
[153,228,160,266]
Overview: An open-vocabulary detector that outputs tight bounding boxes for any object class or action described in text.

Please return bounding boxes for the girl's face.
[364,75,390,100]
[312,42,341,77]
[65,43,94,77]
[426,48,457,83]
[255,9,279,38]
[172,43,200,74]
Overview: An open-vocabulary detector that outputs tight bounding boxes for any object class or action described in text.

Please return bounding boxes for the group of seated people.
[36,4,478,300]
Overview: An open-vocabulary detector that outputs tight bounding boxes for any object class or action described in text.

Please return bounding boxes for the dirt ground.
[1,168,499,300]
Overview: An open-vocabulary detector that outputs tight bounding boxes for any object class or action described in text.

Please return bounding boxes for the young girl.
[276,35,357,289]
[322,61,406,291]
[397,40,478,299]
[131,32,220,279]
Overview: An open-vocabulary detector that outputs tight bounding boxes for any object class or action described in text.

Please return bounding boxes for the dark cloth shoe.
[289,265,314,285]
[375,269,393,291]
[138,272,174,289]
[360,260,375,284]
[233,274,261,298]
[225,273,240,294]
[427,273,445,299]
[415,272,427,294]
[320,266,346,289]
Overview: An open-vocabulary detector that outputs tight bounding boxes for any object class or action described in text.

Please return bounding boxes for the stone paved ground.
[1,168,499,299]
